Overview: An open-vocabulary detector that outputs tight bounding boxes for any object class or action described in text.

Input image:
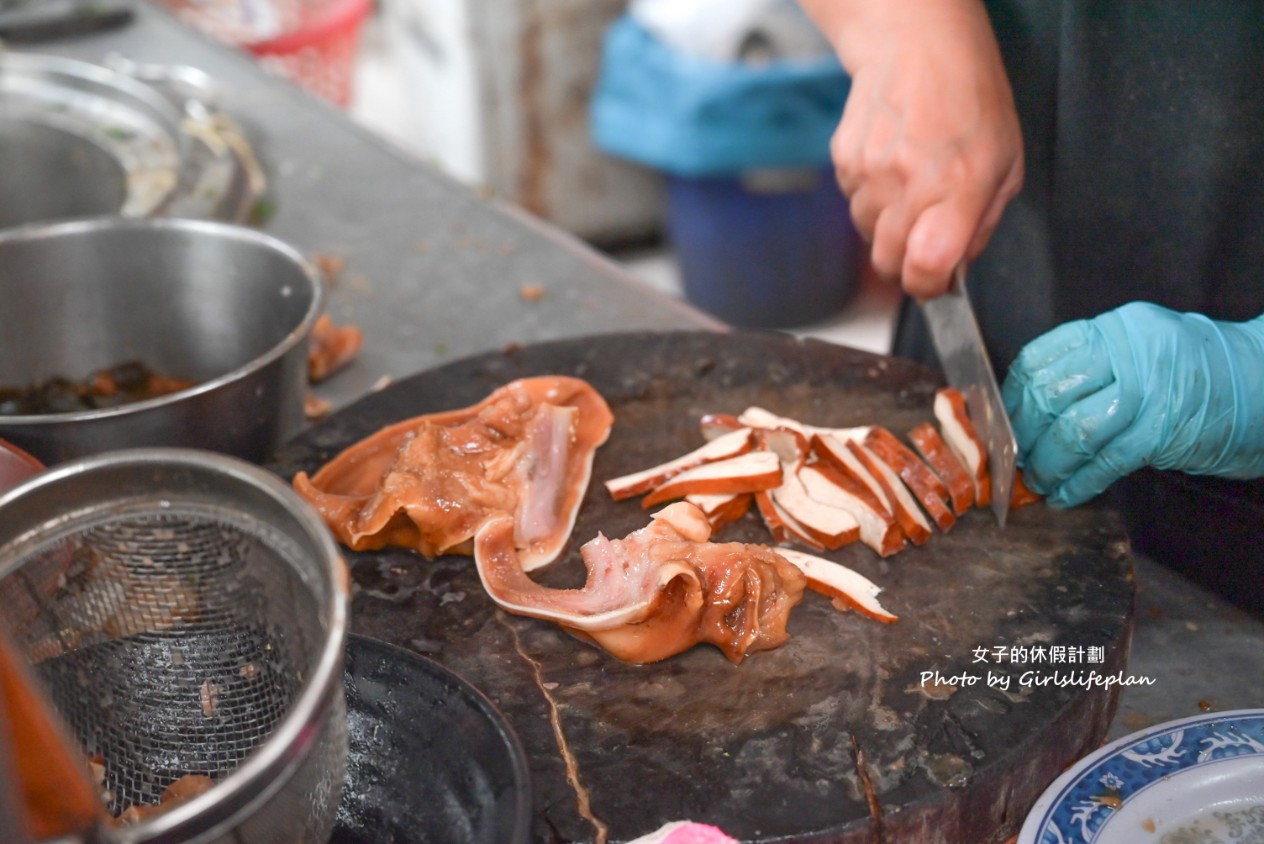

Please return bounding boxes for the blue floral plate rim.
[1017,708,1264,844]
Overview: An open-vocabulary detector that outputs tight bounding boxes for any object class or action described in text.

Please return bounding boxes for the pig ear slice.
[809,433,891,509]
[773,548,898,623]
[797,463,904,557]
[757,427,861,551]
[863,427,956,533]
[738,406,871,444]
[1010,472,1044,509]
[933,388,991,507]
[641,450,782,508]
[848,441,934,545]
[814,436,935,546]
[907,422,974,516]
[605,428,754,501]
[754,489,827,551]
[769,472,862,551]
[699,413,746,441]
[685,492,754,531]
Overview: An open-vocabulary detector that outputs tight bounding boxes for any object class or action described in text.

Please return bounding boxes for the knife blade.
[919,264,1016,526]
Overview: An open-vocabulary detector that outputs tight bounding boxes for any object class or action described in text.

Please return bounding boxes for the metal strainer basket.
[0,448,349,843]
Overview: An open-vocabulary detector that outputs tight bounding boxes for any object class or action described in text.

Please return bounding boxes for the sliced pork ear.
[907,422,974,515]
[292,376,614,571]
[769,472,861,551]
[699,413,746,441]
[737,407,871,443]
[839,440,934,545]
[774,548,898,623]
[641,451,782,508]
[810,434,893,513]
[754,489,826,551]
[605,428,753,501]
[473,502,808,664]
[756,426,810,465]
[933,388,991,507]
[1010,472,1044,509]
[863,427,956,532]
[758,429,859,551]
[797,463,903,557]
[685,492,754,531]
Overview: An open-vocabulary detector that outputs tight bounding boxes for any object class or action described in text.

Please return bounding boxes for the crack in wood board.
[851,732,885,844]
[500,613,609,843]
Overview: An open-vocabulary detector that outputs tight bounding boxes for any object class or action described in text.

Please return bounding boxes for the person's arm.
[1001,304,1264,507]
[798,0,1024,299]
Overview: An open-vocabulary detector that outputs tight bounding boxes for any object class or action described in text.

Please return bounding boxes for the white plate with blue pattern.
[1019,709,1264,844]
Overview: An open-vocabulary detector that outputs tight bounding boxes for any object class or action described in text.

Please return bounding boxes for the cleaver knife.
[919,264,1017,526]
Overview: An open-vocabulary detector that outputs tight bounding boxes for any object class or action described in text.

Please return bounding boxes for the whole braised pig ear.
[292,376,613,571]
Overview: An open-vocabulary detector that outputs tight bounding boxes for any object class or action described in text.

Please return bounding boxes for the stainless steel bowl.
[0,218,323,464]
[0,448,349,843]
[0,52,262,226]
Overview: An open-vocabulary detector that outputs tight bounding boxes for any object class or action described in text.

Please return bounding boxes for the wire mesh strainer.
[0,448,349,844]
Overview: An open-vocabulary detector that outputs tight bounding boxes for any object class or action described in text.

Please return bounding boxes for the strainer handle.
[0,625,106,841]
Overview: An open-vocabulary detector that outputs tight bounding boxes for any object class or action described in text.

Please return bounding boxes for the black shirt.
[892,2,1264,613]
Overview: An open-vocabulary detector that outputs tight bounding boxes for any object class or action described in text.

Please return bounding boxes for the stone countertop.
[14,0,720,416]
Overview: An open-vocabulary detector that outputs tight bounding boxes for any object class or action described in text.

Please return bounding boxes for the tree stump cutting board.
[269,331,1136,844]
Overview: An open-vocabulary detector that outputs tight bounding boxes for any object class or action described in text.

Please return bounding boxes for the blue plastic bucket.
[665,167,861,328]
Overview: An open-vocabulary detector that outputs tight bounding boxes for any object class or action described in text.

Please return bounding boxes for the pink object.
[629,821,740,844]
[0,438,43,496]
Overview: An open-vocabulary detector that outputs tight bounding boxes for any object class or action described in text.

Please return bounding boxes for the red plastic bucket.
[163,0,373,108]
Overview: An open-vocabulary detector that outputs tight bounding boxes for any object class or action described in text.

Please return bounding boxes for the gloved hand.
[1001,302,1264,507]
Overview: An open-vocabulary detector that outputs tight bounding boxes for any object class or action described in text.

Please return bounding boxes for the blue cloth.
[590,15,850,177]
[1002,302,1264,507]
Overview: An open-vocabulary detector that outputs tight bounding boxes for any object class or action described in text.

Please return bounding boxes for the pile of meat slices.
[293,377,1037,665]
[608,388,1041,559]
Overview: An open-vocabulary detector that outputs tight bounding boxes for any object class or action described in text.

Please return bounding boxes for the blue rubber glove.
[1001,302,1264,507]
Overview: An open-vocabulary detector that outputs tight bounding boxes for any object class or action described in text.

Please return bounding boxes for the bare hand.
[803,0,1024,299]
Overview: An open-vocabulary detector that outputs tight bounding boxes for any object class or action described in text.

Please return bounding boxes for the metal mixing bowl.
[0,218,323,465]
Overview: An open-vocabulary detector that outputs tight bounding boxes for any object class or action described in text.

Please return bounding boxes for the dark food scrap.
[114,774,216,826]
[307,314,364,383]
[0,361,196,415]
